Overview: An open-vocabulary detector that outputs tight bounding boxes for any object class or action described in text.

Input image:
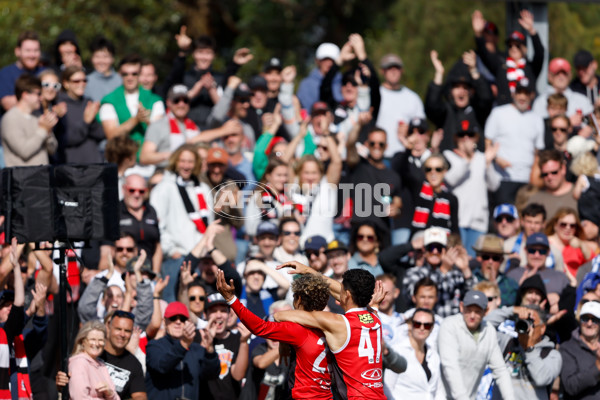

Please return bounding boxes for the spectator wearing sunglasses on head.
[403,227,474,318]
[472,235,519,306]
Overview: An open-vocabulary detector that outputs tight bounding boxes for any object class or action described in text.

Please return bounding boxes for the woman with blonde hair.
[68,321,119,399]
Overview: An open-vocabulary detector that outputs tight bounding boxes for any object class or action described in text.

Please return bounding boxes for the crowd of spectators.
[0,7,600,400]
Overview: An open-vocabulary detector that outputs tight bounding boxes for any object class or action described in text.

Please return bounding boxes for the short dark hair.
[17,31,39,47]
[367,126,387,140]
[188,280,207,292]
[292,274,329,311]
[118,54,142,70]
[521,203,546,220]
[342,269,375,308]
[105,136,139,166]
[90,36,116,56]
[410,307,435,322]
[14,74,41,100]
[414,277,438,296]
[524,304,547,324]
[279,217,300,235]
[194,35,216,52]
[537,149,564,169]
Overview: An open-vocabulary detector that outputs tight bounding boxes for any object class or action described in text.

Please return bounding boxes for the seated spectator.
[145,301,219,399]
[472,234,519,306]
[348,221,384,276]
[438,290,515,399]
[58,65,105,164]
[493,204,521,240]
[384,308,443,400]
[409,153,459,234]
[68,321,119,400]
[403,227,473,317]
[1,74,58,167]
[443,121,501,255]
[559,301,600,399]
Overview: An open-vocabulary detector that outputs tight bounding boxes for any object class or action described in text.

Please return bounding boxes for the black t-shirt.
[100,350,146,398]
[240,342,288,400]
[207,331,242,400]
[119,201,160,260]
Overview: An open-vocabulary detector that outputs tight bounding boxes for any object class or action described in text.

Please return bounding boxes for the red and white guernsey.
[230,298,332,399]
[329,307,385,399]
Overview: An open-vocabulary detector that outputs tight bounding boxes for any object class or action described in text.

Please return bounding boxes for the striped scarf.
[176,176,210,234]
[506,57,526,93]
[167,110,199,151]
[13,335,31,400]
[0,329,10,399]
[412,181,451,230]
[260,187,293,220]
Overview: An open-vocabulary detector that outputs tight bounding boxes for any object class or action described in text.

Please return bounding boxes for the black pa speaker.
[2,164,120,243]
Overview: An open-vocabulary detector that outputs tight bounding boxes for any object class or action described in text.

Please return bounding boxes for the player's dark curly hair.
[342,269,375,307]
[292,274,329,312]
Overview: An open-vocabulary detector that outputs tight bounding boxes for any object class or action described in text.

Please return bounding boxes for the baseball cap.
[549,58,571,75]
[248,75,268,92]
[484,21,499,36]
[472,234,505,255]
[574,50,595,69]
[423,227,448,247]
[206,147,229,165]
[167,84,189,101]
[263,57,283,72]
[409,117,428,133]
[311,101,330,115]
[325,239,348,254]
[0,290,14,308]
[506,31,526,46]
[315,43,340,61]
[515,78,533,93]
[457,119,480,135]
[380,54,403,69]
[525,233,550,249]
[463,290,488,310]
[493,204,519,220]
[256,220,279,237]
[234,83,252,99]
[580,301,600,320]
[122,256,156,280]
[205,292,229,310]
[164,301,190,319]
[304,235,327,252]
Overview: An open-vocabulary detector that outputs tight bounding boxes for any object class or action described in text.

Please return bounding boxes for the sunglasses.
[508,42,521,49]
[526,247,548,255]
[456,131,476,138]
[480,254,503,262]
[410,129,427,135]
[189,295,206,302]
[168,315,188,323]
[42,82,61,90]
[281,230,300,236]
[424,166,444,173]
[127,187,147,195]
[172,96,189,104]
[551,127,568,132]
[581,315,600,325]
[412,320,433,330]
[317,145,329,151]
[305,250,324,258]
[425,243,445,253]
[236,98,250,104]
[487,296,498,302]
[540,169,560,178]
[121,72,139,77]
[559,222,577,230]
[357,234,376,242]
[112,310,135,320]
[116,246,135,253]
[495,215,515,224]
[70,78,87,84]
[368,141,386,148]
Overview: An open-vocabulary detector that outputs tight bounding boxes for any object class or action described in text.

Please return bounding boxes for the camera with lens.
[514,317,534,334]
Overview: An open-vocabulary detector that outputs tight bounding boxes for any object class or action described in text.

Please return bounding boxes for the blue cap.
[526,233,549,249]
[493,204,518,220]
[304,235,327,252]
[256,221,279,237]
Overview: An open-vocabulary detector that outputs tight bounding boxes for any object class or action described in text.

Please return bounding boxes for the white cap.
[581,301,600,320]
[423,227,448,247]
[316,43,340,61]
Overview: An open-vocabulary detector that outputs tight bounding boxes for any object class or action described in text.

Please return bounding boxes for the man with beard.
[485,79,544,204]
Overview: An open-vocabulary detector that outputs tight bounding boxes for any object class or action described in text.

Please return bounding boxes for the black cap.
[515,78,533,93]
[574,50,595,69]
[409,117,428,133]
[234,83,252,100]
[263,57,283,72]
[248,75,268,92]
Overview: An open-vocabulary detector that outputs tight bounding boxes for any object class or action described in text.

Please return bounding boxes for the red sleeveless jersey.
[329,307,385,399]
[231,299,332,399]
